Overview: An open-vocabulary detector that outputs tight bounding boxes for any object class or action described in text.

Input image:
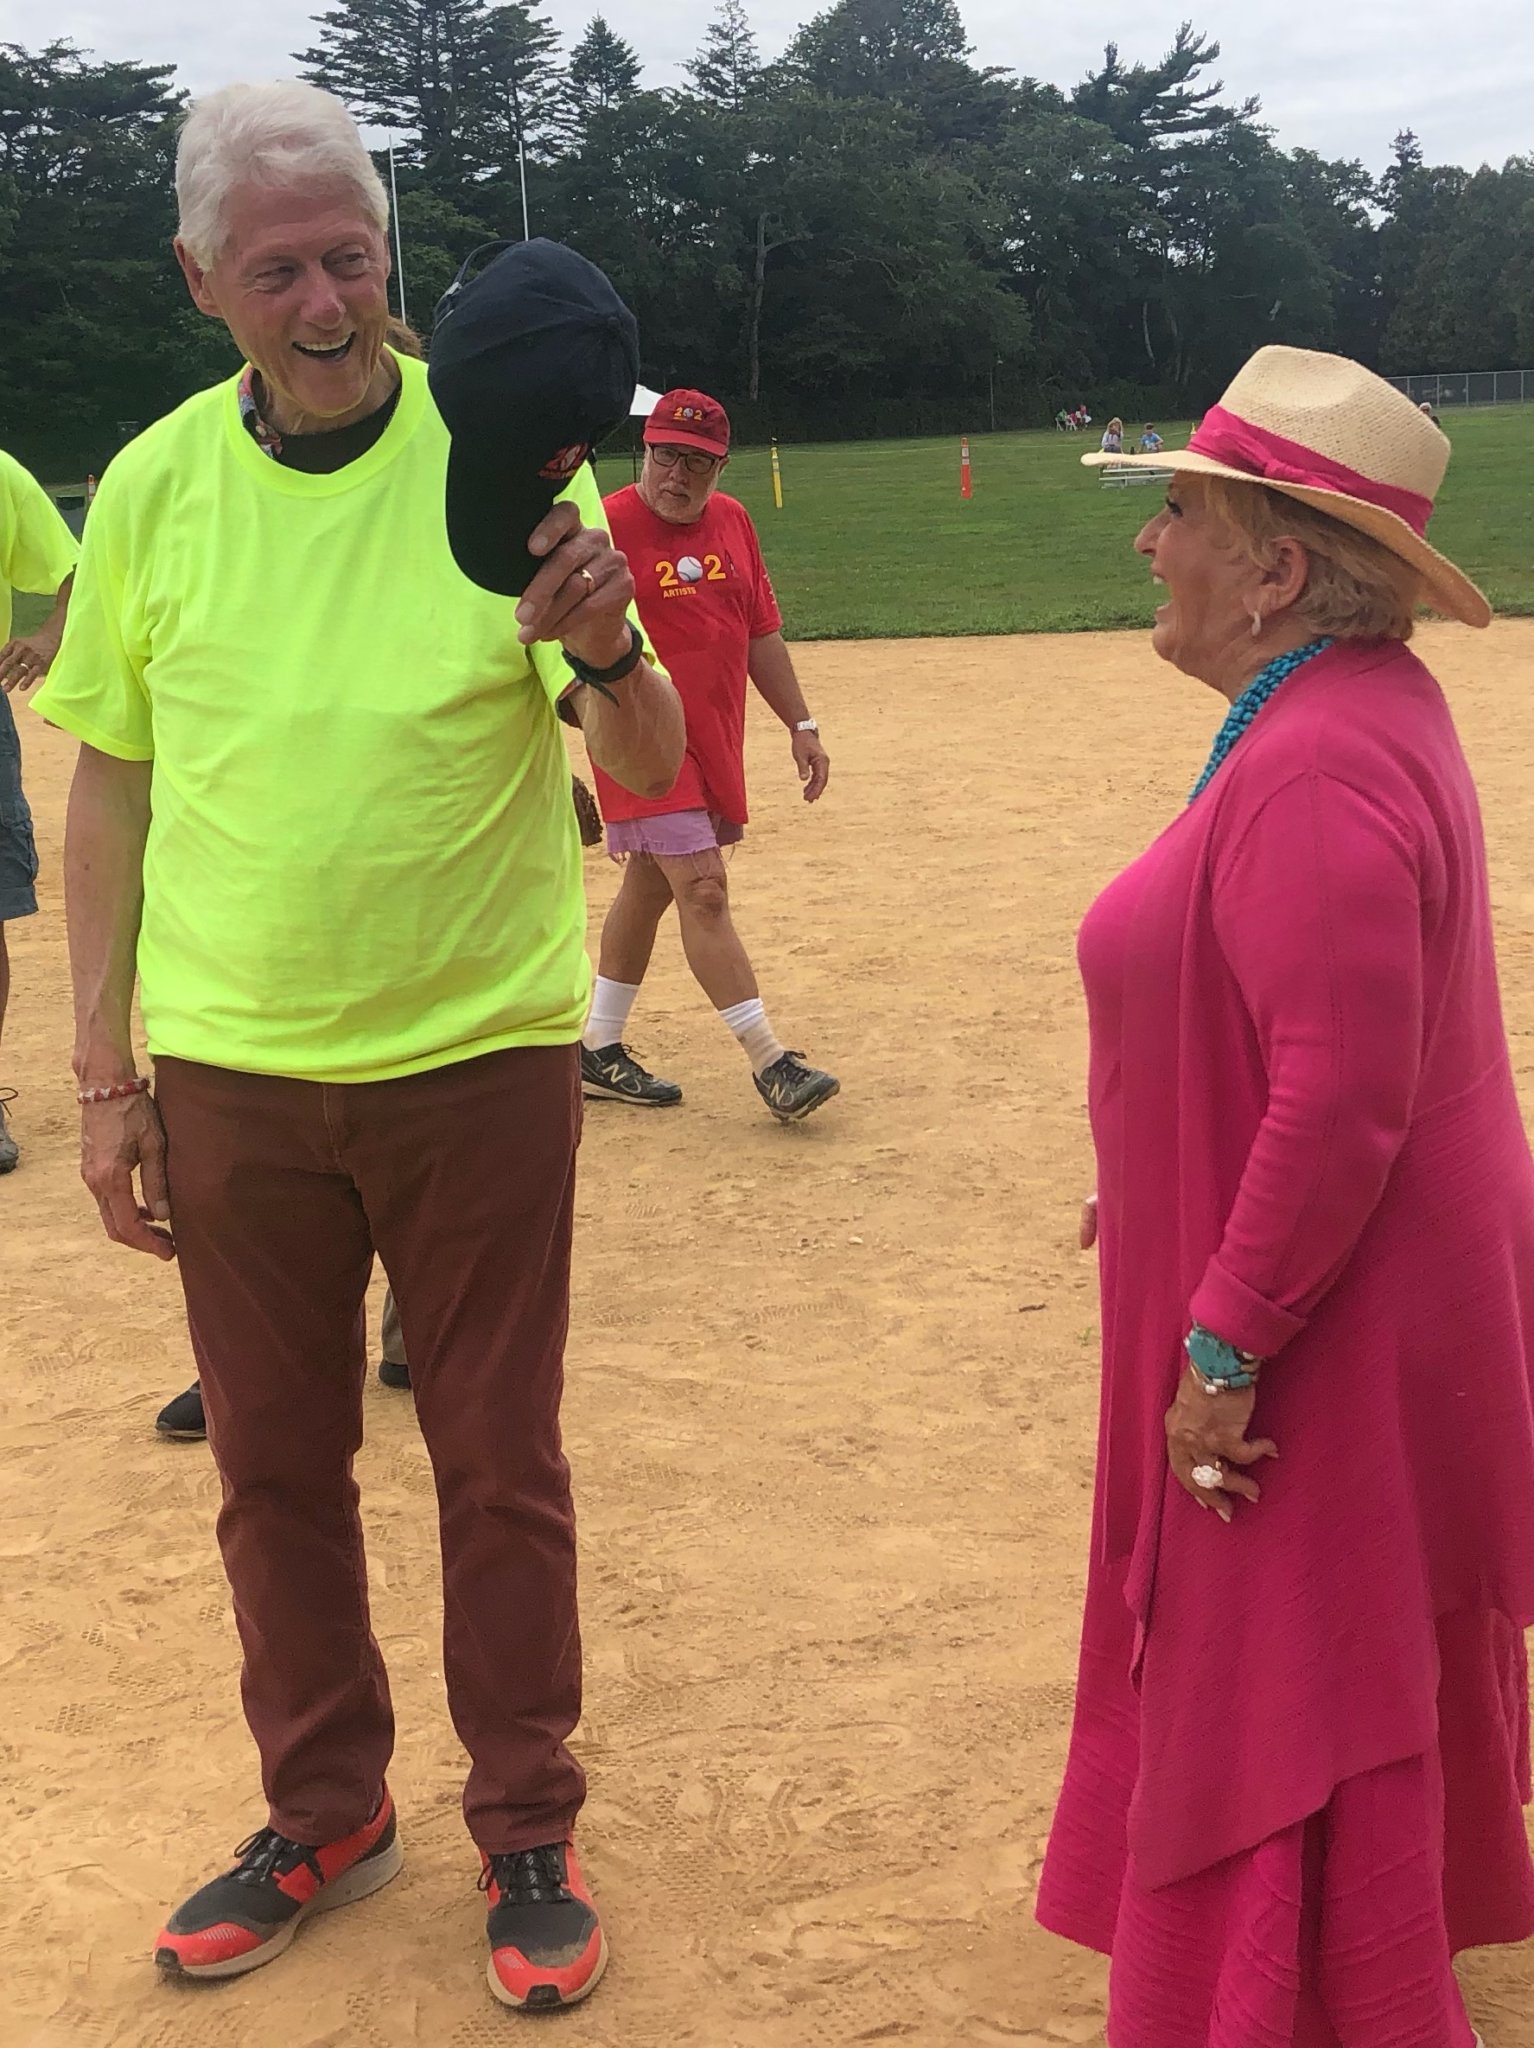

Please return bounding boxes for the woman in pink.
[1037,347,1534,2044]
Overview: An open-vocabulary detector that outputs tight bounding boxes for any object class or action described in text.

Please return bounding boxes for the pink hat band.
[1188,404,1435,538]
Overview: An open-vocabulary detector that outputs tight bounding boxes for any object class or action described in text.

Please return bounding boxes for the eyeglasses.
[648,445,721,477]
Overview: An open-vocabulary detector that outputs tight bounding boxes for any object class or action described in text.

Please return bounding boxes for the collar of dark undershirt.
[244,367,404,475]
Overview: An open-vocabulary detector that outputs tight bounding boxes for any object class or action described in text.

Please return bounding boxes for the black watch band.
[564,620,645,700]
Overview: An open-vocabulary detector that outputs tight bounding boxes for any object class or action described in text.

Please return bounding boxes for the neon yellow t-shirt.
[0,447,79,641]
[34,355,634,1082]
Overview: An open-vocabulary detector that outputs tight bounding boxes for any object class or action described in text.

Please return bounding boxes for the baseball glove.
[571,773,605,848]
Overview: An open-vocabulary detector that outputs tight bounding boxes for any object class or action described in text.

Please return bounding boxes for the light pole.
[387,140,408,327]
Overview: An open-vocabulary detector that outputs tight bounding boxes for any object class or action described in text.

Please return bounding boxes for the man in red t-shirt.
[582,389,838,1121]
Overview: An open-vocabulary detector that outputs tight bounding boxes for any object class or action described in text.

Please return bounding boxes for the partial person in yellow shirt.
[35,81,682,2017]
[0,447,78,1172]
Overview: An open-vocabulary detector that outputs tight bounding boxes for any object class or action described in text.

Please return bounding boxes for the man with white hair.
[33,80,682,2013]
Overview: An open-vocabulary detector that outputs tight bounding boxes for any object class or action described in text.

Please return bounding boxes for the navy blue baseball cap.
[429,237,640,597]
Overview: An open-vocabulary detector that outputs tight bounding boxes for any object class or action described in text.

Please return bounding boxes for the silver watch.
[794,718,819,734]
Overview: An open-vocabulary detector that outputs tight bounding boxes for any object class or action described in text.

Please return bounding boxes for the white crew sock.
[584,976,641,1052]
[718,997,784,1076]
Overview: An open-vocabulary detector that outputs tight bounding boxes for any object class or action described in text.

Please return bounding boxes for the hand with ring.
[1164,1363,1277,1524]
[513,502,636,671]
[0,633,52,693]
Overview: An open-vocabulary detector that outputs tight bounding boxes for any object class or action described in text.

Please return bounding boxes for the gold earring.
[1250,610,1263,638]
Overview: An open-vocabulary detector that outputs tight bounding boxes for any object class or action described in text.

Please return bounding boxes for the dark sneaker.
[0,1091,18,1174]
[754,1051,840,1123]
[482,1839,606,2010]
[156,1382,206,1441]
[155,1789,401,1980]
[378,1359,411,1391]
[580,1041,682,1107]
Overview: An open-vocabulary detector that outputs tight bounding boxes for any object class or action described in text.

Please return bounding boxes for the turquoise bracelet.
[1185,1323,1262,1392]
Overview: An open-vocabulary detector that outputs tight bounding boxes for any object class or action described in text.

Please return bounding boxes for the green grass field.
[21,403,1533,644]
[711,403,1534,639]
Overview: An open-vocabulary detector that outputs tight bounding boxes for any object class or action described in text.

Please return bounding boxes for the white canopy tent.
[616,384,665,481]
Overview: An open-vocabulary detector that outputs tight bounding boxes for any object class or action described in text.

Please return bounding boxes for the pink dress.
[1036,639,1534,2045]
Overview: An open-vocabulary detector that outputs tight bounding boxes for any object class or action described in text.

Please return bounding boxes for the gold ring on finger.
[579,567,596,590]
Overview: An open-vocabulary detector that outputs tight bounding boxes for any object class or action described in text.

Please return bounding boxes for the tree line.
[2,3,1532,478]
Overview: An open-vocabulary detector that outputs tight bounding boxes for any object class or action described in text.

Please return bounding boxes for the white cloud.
[11,0,1533,172]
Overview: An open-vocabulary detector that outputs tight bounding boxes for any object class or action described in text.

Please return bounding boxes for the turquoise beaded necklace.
[1188,638,1333,803]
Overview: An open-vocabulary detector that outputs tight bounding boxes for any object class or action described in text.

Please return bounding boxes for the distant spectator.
[1419,399,1442,427]
[1100,417,1125,455]
[1055,408,1072,433]
[1139,423,1164,453]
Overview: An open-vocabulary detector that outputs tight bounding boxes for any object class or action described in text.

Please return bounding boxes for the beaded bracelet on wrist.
[78,1076,151,1105]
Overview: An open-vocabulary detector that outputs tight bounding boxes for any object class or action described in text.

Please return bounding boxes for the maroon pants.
[155,1045,585,1855]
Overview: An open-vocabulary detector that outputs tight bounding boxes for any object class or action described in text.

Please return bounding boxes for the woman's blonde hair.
[1200,476,1421,642]
[386,317,424,359]
[176,80,389,268]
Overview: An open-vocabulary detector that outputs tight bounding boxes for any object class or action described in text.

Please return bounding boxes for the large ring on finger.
[1192,1463,1224,1492]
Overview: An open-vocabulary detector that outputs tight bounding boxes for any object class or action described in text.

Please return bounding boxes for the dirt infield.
[4,625,1533,2047]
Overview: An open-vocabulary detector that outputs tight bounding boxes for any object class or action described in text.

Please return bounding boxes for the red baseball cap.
[644,388,730,459]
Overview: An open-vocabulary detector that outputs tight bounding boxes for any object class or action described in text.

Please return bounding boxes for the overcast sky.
[16,1,1534,174]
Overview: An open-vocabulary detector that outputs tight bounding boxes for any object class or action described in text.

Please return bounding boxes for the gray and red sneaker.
[154,1789,401,1979]
[482,1838,606,2010]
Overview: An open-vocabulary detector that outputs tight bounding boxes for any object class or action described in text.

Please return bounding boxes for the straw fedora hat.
[1082,346,1490,628]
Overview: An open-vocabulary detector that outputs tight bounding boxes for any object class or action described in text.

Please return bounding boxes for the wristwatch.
[794,718,819,734]
[1185,1323,1262,1392]
[565,621,644,701]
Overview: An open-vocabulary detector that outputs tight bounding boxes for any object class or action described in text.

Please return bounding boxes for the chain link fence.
[1385,370,1534,407]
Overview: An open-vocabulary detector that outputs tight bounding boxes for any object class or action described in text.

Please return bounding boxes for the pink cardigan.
[1078,636,1534,1890]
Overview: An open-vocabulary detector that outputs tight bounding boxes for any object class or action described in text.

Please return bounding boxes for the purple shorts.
[605,809,745,860]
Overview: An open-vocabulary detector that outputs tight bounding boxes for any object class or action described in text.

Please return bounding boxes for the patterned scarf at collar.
[237,364,283,459]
